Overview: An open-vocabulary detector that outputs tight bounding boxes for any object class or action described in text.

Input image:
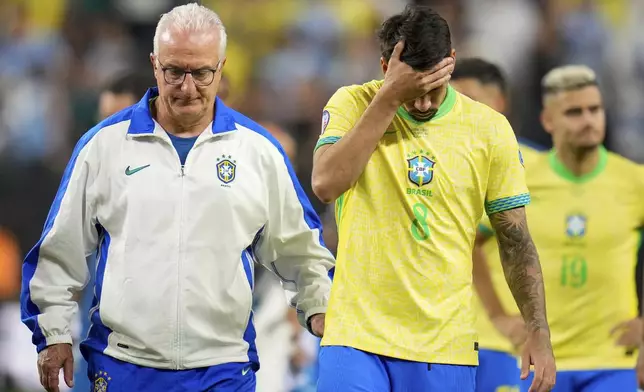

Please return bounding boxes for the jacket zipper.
[175,158,188,369]
[166,134,208,368]
[140,131,210,369]
[176,140,199,369]
[163,139,186,370]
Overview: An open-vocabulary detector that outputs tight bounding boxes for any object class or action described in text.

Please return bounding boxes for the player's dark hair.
[451,58,508,95]
[377,5,452,71]
[103,71,155,99]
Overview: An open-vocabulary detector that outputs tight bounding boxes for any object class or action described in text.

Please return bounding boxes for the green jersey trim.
[314,136,341,153]
[548,146,608,184]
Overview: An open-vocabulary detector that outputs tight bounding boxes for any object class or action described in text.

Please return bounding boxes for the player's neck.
[555,146,600,177]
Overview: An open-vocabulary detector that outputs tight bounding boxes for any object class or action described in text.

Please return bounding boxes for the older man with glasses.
[20,4,334,392]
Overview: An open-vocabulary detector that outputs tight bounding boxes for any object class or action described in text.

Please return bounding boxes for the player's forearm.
[472,232,507,319]
[490,207,549,333]
[312,91,400,203]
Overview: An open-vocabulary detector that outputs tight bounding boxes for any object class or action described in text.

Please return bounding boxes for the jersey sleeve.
[314,86,360,152]
[485,116,530,215]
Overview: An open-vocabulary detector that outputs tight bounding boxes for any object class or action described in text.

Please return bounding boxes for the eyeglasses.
[157,59,221,87]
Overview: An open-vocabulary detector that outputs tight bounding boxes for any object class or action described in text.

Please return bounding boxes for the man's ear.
[380,57,388,76]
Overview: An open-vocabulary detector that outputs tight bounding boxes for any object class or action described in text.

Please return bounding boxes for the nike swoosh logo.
[242,367,251,376]
[125,164,151,176]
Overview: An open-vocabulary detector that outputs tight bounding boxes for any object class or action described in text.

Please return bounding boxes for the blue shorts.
[476,349,520,392]
[85,350,256,392]
[317,345,476,392]
[520,369,636,392]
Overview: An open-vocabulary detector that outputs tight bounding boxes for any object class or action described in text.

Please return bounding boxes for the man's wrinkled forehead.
[157,28,221,65]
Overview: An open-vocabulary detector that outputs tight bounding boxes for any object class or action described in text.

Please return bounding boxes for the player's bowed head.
[377,5,456,121]
[149,3,228,136]
[311,4,454,204]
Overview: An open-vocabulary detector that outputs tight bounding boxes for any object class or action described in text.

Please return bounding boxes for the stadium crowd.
[2,0,644,391]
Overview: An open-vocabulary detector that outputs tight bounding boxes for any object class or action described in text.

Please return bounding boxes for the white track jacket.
[20,89,335,370]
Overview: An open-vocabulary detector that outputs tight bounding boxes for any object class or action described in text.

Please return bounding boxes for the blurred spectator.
[262,121,297,163]
[0,1,71,166]
[98,71,155,119]
[83,18,136,89]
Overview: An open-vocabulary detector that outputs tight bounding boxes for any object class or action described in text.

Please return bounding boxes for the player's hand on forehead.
[419,57,453,91]
[382,40,454,104]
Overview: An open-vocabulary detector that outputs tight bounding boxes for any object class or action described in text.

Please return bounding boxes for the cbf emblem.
[216,155,236,184]
[407,150,436,187]
[566,214,586,238]
[93,370,111,392]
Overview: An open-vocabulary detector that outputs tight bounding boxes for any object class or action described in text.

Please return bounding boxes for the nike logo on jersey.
[242,367,251,376]
[125,164,150,176]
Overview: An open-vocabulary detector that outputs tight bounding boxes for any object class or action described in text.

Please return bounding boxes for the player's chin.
[171,102,205,117]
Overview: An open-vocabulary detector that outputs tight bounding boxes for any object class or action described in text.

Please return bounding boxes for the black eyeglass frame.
[156,58,222,86]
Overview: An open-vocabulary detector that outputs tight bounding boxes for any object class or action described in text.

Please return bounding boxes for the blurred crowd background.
[2,0,644,391]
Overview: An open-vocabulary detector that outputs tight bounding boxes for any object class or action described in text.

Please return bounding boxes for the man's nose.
[414,96,432,112]
[180,73,197,93]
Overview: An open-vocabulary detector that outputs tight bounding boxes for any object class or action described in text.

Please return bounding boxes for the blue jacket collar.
[127,87,237,135]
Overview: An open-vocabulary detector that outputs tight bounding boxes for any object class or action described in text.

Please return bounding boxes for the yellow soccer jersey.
[315,80,530,365]
[480,148,644,370]
[475,143,544,354]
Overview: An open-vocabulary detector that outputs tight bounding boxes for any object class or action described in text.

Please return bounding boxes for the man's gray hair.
[541,65,598,96]
[153,3,227,58]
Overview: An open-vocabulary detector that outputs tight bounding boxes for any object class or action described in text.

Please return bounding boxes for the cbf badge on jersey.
[406,150,436,187]
[216,154,237,185]
[321,110,330,135]
[565,214,587,238]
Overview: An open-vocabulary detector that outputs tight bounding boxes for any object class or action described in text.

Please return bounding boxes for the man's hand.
[520,329,556,392]
[379,41,454,106]
[611,318,642,349]
[492,314,527,348]
[309,313,325,338]
[37,343,74,392]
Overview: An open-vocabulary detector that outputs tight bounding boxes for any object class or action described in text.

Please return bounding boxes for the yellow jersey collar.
[548,146,608,183]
